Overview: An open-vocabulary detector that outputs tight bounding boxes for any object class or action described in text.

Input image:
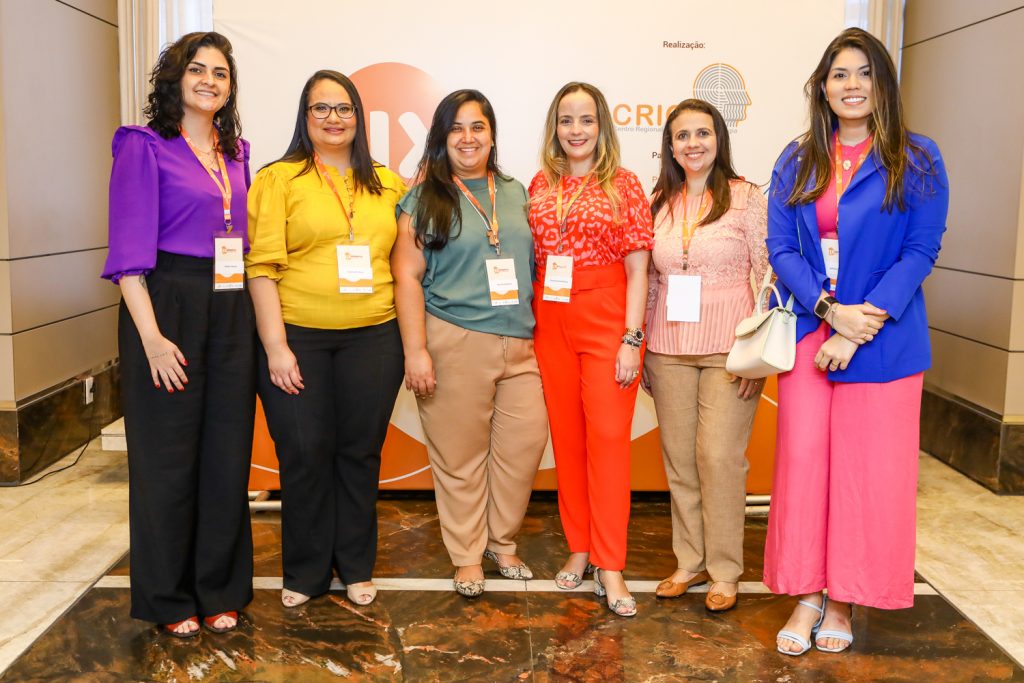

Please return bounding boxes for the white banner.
[220,0,845,488]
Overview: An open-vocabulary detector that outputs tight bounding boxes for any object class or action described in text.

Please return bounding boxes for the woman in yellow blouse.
[247,70,407,608]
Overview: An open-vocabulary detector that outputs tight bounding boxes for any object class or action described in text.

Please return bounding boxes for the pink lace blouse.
[645,180,769,355]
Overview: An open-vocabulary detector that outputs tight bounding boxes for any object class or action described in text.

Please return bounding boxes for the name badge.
[213,236,244,291]
[486,257,519,306]
[543,255,573,302]
[337,244,373,293]
[666,274,701,322]
[820,238,839,293]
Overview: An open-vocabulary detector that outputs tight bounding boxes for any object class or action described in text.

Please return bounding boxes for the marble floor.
[0,440,1022,682]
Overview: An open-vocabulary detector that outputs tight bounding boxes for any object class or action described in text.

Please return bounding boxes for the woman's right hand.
[265,342,304,395]
[640,363,653,397]
[829,302,886,344]
[404,348,436,398]
[142,334,188,392]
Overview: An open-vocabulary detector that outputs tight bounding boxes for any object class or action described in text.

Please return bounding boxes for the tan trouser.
[645,351,756,583]
[417,314,548,566]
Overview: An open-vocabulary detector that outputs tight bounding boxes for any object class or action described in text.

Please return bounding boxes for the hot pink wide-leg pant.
[763,323,923,609]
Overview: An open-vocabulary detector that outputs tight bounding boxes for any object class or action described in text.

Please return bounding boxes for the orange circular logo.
[350,63,444,179]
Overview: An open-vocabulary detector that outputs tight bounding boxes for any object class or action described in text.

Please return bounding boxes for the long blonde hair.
[536,82,622,221]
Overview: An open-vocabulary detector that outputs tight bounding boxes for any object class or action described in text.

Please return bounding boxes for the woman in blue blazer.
[763,28,948,656]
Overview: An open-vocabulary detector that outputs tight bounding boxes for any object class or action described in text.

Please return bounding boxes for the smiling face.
[825,47,874,128]
[306,78,357,155]
[446,101,493,179]
[670,109,718,184]
[556,90,599,175]
[179,46,230,117]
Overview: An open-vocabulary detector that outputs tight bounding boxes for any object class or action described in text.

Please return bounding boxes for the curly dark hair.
[144,31,242,160]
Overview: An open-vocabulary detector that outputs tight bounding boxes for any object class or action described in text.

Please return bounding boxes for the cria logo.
[693,63,751,131]
[350,63,444,179]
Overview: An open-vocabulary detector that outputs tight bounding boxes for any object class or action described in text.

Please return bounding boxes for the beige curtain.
[846,0,906,77]
[117,0,214,126]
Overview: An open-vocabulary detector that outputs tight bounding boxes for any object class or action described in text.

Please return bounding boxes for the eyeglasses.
[308,103,357,120]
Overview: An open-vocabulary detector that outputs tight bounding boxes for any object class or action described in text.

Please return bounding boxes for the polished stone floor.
[1,442,1022,681]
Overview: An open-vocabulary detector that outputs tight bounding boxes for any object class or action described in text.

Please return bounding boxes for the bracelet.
[622,327,644,348]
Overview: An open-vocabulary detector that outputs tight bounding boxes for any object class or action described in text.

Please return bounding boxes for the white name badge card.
[543,255,573,302]
[486,258,519,306]
[666,274,701,322]
[820,238,839,292]
[213,236,244,291]
[337,244,373,293]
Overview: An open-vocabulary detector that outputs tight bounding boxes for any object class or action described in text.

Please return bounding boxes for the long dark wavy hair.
[266,70,383,194]
[144,32,242,160]
[412,90,506,250]
[650,99,748,227]
[784,27,935,211]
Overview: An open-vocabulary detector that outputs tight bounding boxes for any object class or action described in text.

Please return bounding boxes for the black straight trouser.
[120,251,256,623]
[258,319,403,596]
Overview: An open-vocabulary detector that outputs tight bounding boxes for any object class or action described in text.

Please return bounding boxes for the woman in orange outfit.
[528,82,653,617]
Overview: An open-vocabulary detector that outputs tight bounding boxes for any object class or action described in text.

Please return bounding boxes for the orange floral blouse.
[528,168,653,270]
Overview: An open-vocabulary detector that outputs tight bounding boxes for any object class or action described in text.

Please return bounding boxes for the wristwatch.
[814,295,838,319]
[622,327,645,348]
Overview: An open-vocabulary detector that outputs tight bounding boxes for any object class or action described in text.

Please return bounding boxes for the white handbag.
[725,266,797,379]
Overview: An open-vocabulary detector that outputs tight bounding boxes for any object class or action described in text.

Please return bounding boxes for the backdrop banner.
[217,0,845,492]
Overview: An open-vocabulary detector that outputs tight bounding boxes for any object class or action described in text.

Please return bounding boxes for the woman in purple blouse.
[102,32,255,638]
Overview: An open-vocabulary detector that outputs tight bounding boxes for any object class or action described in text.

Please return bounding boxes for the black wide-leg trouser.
[258,319,403,597]
[120,251,256,624]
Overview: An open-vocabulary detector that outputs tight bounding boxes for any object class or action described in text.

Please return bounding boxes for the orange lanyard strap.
[555,174,592,253]
[180,126,232,232]
[833,131,872,202]
[452,173,500,254]
[679,184,711,268]
[314,153,356,242]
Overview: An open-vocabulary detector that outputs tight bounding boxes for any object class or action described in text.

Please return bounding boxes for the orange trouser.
[532,262,642,570]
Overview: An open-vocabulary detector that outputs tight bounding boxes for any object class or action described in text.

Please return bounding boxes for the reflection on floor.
[1,444,1023,681]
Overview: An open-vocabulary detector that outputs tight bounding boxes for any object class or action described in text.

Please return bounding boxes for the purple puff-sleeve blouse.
[101,125,251,282]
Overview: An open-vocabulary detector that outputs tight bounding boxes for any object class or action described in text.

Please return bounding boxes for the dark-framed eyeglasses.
[308,103,357,120]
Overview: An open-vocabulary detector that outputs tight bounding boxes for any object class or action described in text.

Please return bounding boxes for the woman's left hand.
[729,374,764,400]
[615,343,642,389]
[815,334,859,372]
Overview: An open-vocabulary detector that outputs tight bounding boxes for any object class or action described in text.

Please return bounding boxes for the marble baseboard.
[0,363,121,485]
[921,387,1024,494]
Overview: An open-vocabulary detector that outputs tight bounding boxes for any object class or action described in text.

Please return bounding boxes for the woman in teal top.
[392,89,548,598]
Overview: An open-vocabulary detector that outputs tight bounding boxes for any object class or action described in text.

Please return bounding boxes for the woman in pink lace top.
[642,99,768,612]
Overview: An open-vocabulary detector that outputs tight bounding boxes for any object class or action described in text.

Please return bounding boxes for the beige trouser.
[418,314,549,566]
[645,351,756,583]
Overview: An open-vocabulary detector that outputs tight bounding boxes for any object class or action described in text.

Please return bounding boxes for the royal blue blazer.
[766,134,949,383]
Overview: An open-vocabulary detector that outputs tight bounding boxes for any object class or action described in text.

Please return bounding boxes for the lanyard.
[453,172,500,255]
[180,126,233,232]
[555,174,592,253]
[679,184,710,270]
[314,153,356,242]
[833,131,872,202]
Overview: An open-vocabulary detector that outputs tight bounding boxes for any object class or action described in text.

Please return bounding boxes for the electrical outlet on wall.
[84,376,94,405]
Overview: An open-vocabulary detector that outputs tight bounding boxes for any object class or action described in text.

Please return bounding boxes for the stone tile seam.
[93,575,938,595]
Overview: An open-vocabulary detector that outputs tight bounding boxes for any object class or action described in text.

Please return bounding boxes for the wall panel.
[0,260,10,334]
[0,335,12,406]
[60,0,117,25]
[901,9,1024,278]
[927,330,1008,415]
[9,249,116,333]
[903,2,1023,45]
[924,268,1015,350]
[2,0,117,258]
[11,307,117,401]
